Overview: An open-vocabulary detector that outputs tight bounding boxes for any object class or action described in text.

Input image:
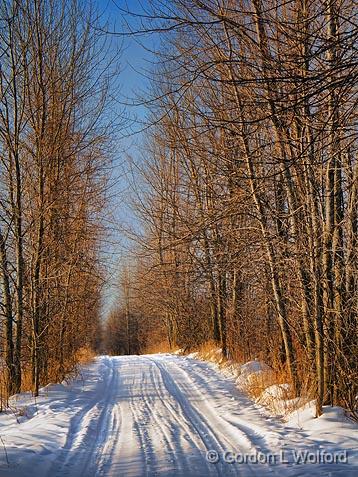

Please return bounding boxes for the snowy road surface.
[0,354,357,476]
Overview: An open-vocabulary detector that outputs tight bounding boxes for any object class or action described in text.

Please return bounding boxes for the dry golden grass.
[0,368,9,411]
[20,366,33,393]
[242,363,290,396]
[189,340,230,367]
[243,369,278,399]
[144,340,180,355]
[75,346,96,365]
[236,364,313,416]
[0,348,96,412]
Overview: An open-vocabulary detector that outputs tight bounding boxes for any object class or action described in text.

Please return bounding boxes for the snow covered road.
[0,354,357,476]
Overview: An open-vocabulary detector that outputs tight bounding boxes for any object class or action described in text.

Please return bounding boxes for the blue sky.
[100,0,155,113]
[95,0,156,315]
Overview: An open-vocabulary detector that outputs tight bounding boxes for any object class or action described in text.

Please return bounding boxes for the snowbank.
[288,401,357,433]
[234,360,273,388]
[285,400,358,464]
[186,349,275,396]
[256,383,303,415]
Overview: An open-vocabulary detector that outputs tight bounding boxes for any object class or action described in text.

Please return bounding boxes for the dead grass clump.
[0,368,9,412]
[194,340,225,364]
[76,347,96,365]
[144,340,179,355]
[20,366,33,393]
[243,369,278,400]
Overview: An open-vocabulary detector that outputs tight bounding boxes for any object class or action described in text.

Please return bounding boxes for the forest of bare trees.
[0,0,356,421]
[0,0,111,406]
[106,0,357,417]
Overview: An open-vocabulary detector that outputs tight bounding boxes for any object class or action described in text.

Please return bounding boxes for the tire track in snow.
[146,357,240,477]
[172,355,293,464]
[50,357,120,477]
[174,357,279,450]
[127,363,160,477]
[154,356,285,477]
[144,357,221,476]
[92,359,122,475]
[170,358,273,452]
[149,361,212,471]
[145,359,209,476]
[126,356,191,476]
